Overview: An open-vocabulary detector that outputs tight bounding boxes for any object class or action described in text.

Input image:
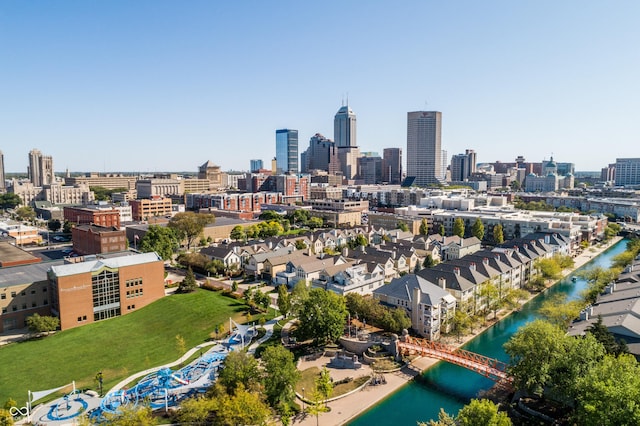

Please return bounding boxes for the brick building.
[64,206,121,229]
[129,197,173,221]
[72,225,127,255]
[49,252,165,330]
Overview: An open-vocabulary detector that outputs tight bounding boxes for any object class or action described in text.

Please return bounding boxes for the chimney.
[453,267,460,275]
[438,277,446,289]
[460,238,464,247]
[268,241,273,249]
[544,235,550,244]
[483,257,489,266]
[342,247,349,257]
[392,250,397,259]
[469,262,476,271]
[580,308,589,321]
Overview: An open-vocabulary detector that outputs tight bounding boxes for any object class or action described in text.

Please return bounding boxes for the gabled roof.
[374,274,455,306]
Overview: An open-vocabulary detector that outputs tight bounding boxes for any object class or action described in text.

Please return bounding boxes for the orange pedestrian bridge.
[397,337,512,383]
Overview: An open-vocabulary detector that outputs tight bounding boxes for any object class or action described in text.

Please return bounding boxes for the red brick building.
[72,225,127,255]
[49,252,165,330]
[64,206,121,228]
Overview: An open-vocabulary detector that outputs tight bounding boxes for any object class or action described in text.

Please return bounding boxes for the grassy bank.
[0,289,249,404]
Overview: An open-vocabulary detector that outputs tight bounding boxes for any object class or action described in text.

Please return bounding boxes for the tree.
[175,396,216,425]
[206,259,225,276]
[504,320,567,396]
[168,212,215,250]
[218,351,261,395]
[347,234,368,250]
[290,280,309,314]
[178,267,198,293]
[587,315,628,356]
[307,216,323,229]
[0,193,21,210]
[0,408,14,426]
[216,384,271,426]
[139,225,179,260]
[101,404,156,425]
[452,218,465,238]
[538,293,583,328]
[15,206,36,222]
[573,354,640,426]
[47,219,62,232]
[230,225,246,242]
[277,285,291,317]
[175,334,187,361]
[456,399,511,426]
[438,224,445,236]
[452,310,472,342]
[471,218,485,241]
[261,345,300,409]
[295,288,347,344]
[62,220,73,233]
[492,224,504,245]
[294,239,307,250]
[536,258,562,282]
[316,366,333,402]
[419,218,429,235]
[26,313,59,334]
[397,221,409,232]
[421,408,456,426]
[259,210,282,221]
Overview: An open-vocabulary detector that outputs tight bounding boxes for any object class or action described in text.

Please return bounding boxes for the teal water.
[349,240,629,425]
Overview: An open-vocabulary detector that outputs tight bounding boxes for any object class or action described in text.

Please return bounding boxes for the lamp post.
[302,387,305,414]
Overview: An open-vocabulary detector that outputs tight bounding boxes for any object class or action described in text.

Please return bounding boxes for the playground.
[24,319,256,425]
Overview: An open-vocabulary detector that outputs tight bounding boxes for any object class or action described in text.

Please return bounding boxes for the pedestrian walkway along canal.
[348,239,629,425]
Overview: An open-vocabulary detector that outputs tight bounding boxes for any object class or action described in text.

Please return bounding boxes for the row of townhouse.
[373,232,572,340]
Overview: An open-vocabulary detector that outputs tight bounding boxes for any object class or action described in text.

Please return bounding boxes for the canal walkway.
[292,237,623,426]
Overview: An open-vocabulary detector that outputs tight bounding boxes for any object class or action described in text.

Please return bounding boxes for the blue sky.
[1,1,639,173]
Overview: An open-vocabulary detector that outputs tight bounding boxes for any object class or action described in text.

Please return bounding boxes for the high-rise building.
[250,159,263,172]
[450,149,477,182]
[334,104,360,179]
[275,129,299,174]
[406,111,444,186]
[358,155,383,184]
[334,105,357,148]
[0,150,5,192]
[300,133,340,174]
[615,158,640,186]
[383,148,402,184]
[28,149,54,187]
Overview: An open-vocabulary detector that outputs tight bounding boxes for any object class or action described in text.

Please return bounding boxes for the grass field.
[0,289,250,405]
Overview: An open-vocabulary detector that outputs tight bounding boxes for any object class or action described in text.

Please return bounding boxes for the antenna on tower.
[346,92,349,106]
[341,94,344,107]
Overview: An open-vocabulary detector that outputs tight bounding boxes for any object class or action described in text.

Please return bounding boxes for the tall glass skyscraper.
[406,111,444,186]
[275,129,299,174]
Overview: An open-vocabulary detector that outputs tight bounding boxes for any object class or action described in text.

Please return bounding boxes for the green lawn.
[0,289,249,405]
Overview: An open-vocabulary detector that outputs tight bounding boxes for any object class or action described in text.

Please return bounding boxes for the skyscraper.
[300,133,340,174]
[334,104,360,179]
[406,111,444,186]
[275,129,299,174]
[250,159,264,172]
[0,150,5,192]
[28,149,54,187]
[383,148,402,184]
[450,149,477,182]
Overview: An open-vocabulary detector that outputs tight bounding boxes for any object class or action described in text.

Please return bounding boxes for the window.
[10,292,16,297]
[12,306,17,311]
[21,291,26,296]
[1,308,6,314]
[77,316,82,322]
[31,290,36,294]
[43,300,48,305]
[92,269,121,321]
[32,302,36,308]
[43,288,47,293]
[21,304,27,310]
[0,294,5,300]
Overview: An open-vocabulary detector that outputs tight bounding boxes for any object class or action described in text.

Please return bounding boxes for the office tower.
[334,104,360,179]
[28,149,54,186]
[301,133,340,174]
[450,149,477,182]
[406,111,444,186]
[383,148,402,184]
[615,158,640,186]
[250,159,264,172]
[357,155,383,184]
[0,151,4,191]
[275,129,299,174]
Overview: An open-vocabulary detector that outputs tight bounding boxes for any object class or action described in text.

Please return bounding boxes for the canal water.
[349,239,628,425]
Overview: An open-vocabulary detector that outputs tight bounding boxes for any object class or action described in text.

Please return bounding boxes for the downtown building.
[614,158,640,187]
[406,111,445,187]
[275,129,299,174]
[335,105,360,180]
[300,133,341,175]
[28,149,54,187]
[383,148,403,184]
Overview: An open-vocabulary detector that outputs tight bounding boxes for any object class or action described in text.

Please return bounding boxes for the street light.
[302,387,305,414]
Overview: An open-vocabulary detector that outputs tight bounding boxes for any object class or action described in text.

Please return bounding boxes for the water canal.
[349,239,629,425]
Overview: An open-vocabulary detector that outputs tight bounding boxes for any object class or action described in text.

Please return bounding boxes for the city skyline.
[2,1,639,173]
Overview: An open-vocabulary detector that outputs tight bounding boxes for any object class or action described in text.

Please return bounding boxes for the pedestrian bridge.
[397,337,512,383]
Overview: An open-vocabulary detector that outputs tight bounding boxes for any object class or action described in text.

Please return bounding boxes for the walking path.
[292,237,624,426]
